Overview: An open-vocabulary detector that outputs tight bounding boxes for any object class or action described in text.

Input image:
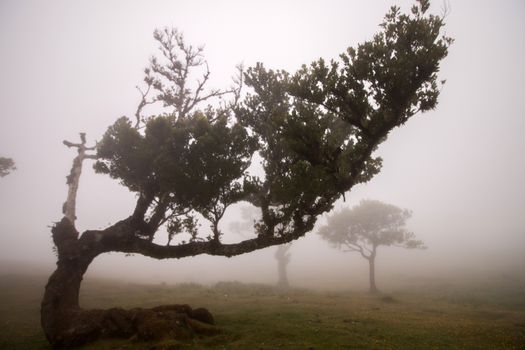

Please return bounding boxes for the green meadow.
[1,273,524,349]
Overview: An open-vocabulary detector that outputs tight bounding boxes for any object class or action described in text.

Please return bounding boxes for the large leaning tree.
[42,1,451,347]
[318,200,425,293]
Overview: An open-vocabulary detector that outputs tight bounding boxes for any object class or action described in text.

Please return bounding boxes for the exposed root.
[52,304,218,348]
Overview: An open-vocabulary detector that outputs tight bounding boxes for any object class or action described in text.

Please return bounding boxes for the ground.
[0,272,524,349]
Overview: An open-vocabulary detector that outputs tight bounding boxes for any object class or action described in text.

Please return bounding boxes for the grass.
[0,273,524,349]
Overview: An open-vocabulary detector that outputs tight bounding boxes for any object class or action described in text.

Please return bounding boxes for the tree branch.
[343,241,370,259]
[62,133,97,226]
[146,196,170,235]
[80,218,306,260]
[134,84,154,128]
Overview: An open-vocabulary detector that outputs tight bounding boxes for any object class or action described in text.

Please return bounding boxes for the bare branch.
[441,0,452,19]
[134,84,155,128]
[343,241,371,259]
[230,63,244,108]
[63,140,81,148]
[62,133,97,226]
[136,27,241,122]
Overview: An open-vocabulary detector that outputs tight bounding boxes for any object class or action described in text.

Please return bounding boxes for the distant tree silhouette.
[0,157,15,177]
[230,206,293,288]
[275,244,292,288]
[318,200,425,293]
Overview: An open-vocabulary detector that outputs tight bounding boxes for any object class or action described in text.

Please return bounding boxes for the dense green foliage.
[93,1,451,247]
[94,114,257,241]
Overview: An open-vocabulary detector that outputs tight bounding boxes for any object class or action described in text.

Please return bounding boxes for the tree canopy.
[318,199,425,253]
[91,0,451,255]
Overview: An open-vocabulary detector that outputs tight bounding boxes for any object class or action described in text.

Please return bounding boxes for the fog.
[0,0,524,291]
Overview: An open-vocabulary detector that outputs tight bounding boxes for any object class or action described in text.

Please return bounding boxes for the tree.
[41,2,451,347]
[275,244,292,288]
[318,200,425,293]
[230,206,292,288]
[0,157,16,177]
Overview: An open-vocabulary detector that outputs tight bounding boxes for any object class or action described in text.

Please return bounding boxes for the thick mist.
[0,0,524,292]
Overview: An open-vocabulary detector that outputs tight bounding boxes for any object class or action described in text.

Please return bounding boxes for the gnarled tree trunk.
[41,219,95,347]
[41,218,217,348]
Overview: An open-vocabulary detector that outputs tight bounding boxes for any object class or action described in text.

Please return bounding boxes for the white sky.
[0,0,524,289]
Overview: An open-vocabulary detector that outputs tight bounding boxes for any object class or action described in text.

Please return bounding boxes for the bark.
[62,134,96,225]
[41,219,96,347]
[41,218,218,348]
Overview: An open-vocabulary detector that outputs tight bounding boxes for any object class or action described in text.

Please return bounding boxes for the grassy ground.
[0,273,524,349]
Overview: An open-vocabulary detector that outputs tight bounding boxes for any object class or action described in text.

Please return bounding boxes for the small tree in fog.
[42,2,451,347]
[275,244,292,288]
[231,206,293,288]
[318,200,425,293]
[0,157,15,177]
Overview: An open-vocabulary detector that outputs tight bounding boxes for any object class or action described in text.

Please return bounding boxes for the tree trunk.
[368,256,378,294]
[41,219,97,347]
[41,263,95,347]
[275,245,291,288]
[41,218,217,348]
[277,258,289,288]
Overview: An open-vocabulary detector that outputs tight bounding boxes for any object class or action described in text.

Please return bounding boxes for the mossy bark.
[41,219,217,348]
